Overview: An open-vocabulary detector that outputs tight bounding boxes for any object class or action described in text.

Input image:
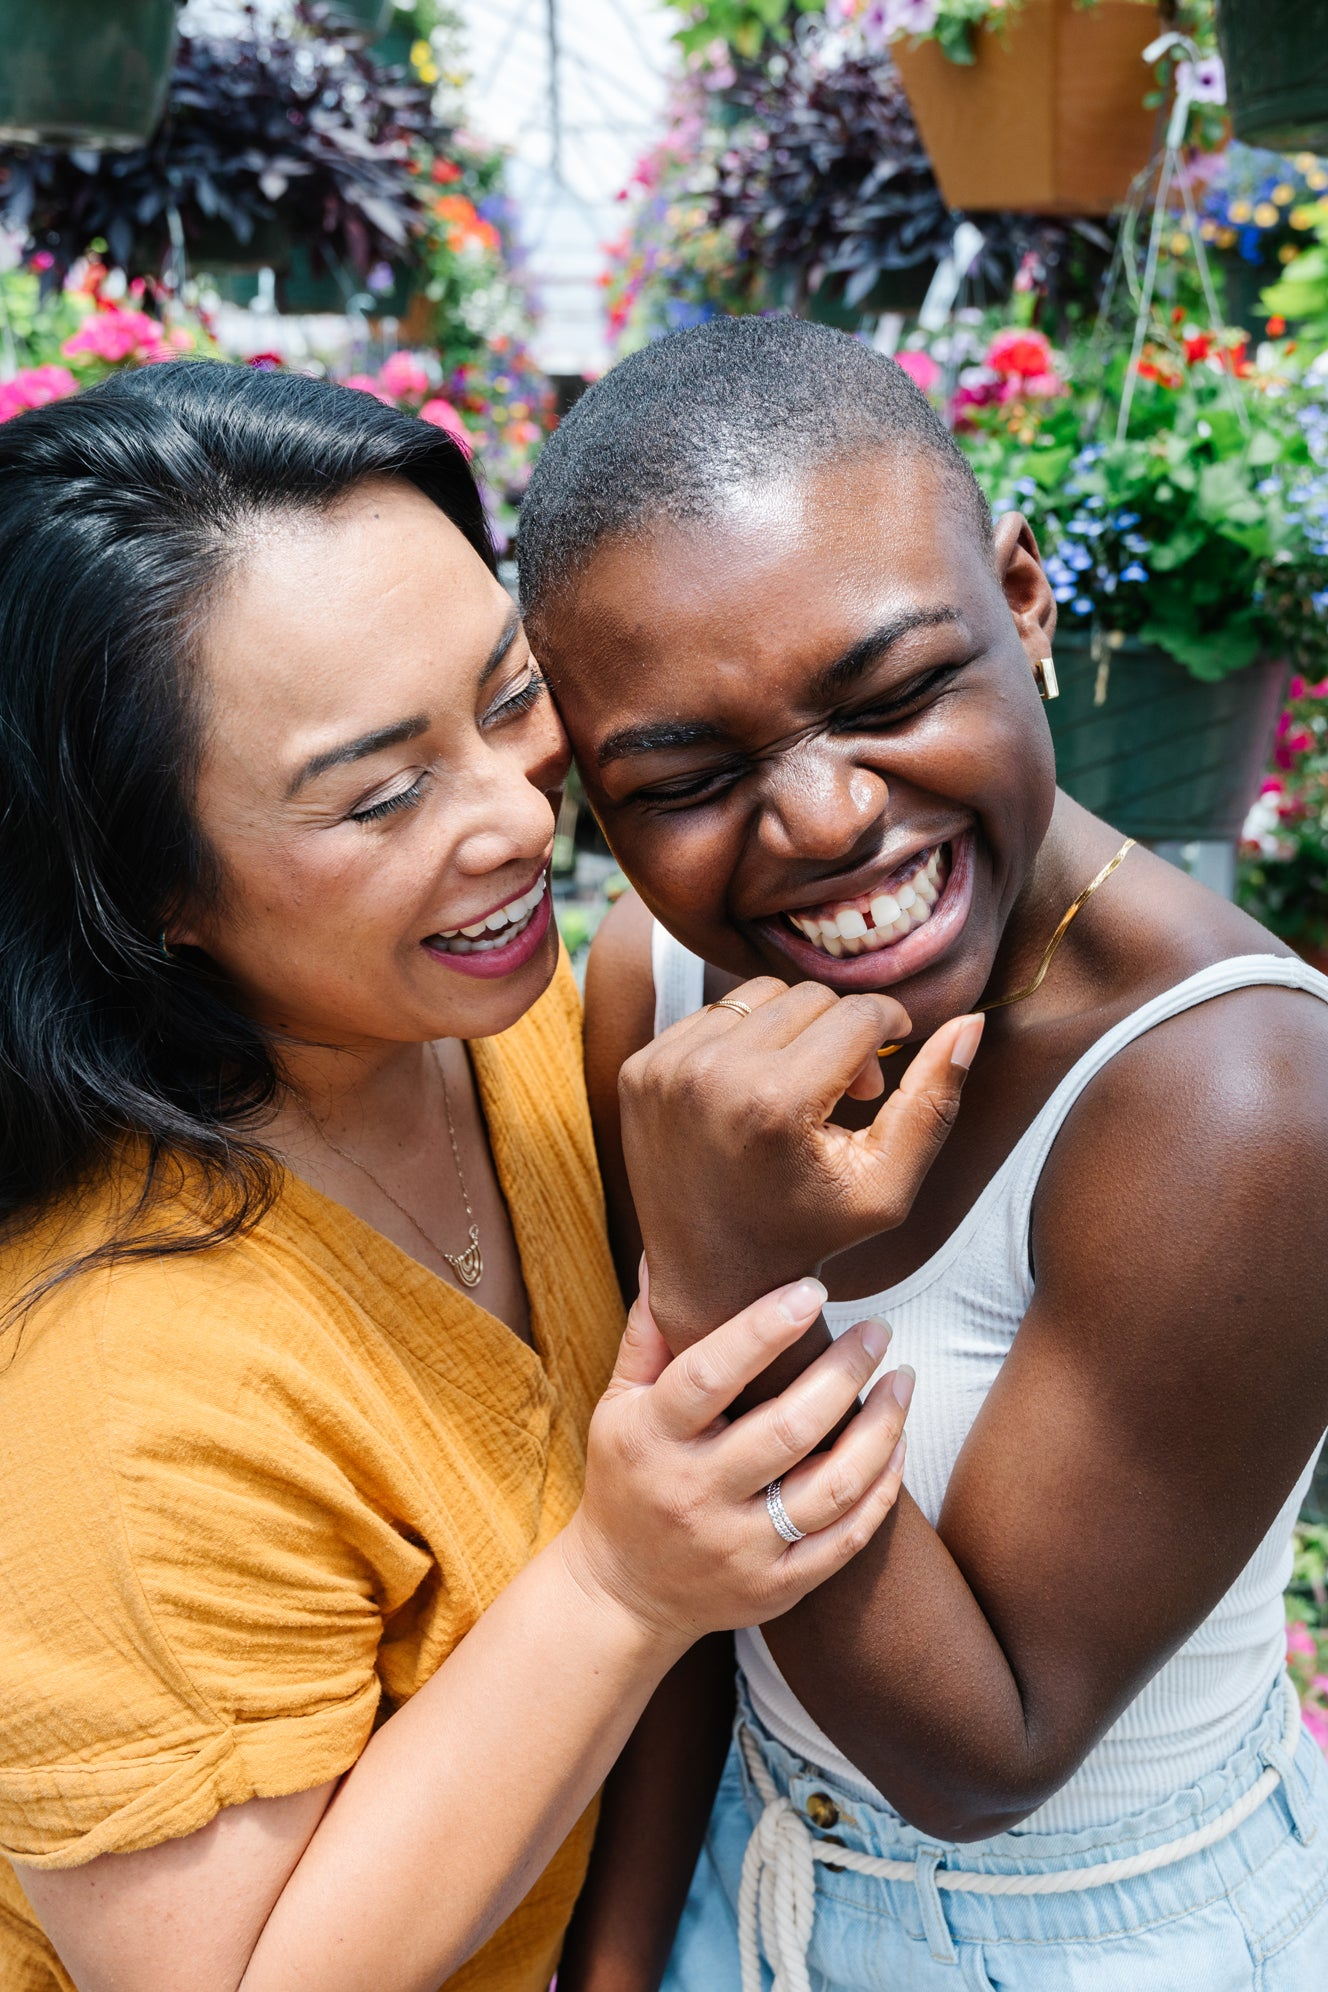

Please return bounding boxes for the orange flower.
[434,194,478,225]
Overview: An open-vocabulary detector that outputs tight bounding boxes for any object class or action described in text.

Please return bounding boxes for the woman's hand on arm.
[16,1274,913,1992]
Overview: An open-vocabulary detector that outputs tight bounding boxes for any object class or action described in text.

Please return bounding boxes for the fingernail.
[859,1317,892,1363]
[777,1277,828,1322]
[887,1436,906,1474]
[950,1016,984,1072]
[891,1365,915,1411]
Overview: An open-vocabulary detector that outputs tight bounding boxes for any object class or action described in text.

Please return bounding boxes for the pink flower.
[1018,370,1066,400]
[419,398,473,455]
[1302,1701,1328,1757]
[343,373,396,405]
[895,349,941,395]
[0,363,80,423]
[377,351,432,402]
[1288,1620,1316,1661]
[985,327,1057,382]
[61,305,170,367]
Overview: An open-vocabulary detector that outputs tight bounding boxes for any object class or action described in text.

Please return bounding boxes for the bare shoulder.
[1033,973,1328,1383]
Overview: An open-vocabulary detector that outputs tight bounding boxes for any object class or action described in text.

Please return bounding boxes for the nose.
[451,699,570,879]
[758,739,889,866]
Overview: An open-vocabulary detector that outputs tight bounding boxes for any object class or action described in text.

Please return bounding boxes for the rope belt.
[736,1675,1303,1992]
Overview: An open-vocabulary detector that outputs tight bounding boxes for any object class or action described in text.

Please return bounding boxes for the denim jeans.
[662,1675,1328,1990]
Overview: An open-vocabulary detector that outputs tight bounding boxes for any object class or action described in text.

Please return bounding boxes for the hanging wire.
[1111,30,1249,440]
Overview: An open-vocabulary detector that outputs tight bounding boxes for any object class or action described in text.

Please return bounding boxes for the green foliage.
[1261,200,1328,342]
[665,0,823,60]
[959,327,1328,683]
[0,266,84,369]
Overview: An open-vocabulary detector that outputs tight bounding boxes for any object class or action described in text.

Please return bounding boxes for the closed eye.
[632,760,747,811]
[484,666,547,728]
[349,773,429,824]
[835,662,966,731]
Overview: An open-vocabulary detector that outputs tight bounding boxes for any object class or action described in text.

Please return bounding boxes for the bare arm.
[17,1282,914,1991]
[618,974,1328,1838]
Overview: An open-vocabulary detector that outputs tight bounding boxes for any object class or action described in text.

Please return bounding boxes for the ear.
[161,898,207,954]
[993,510,1057,664]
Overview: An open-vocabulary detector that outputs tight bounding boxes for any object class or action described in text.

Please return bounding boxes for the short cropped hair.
[518,315,992,615]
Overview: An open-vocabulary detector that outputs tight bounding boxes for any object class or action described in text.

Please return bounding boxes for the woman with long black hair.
[0,359,940,1991]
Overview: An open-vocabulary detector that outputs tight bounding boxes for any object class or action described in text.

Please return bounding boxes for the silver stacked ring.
[766,1477,806,1543]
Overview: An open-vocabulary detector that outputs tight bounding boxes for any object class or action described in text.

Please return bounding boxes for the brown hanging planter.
[892,0,1163,215]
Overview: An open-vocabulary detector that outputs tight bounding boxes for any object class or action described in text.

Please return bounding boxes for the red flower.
[1183,331,1214,364]
[985,327,1055,381]
[1267,314,1287,336]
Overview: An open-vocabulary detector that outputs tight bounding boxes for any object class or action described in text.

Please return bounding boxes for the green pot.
[0,0,178,151]
[324,0,395,39]
[1217,0,1328,153]
[187,217,292,277]
[806,263,939,329]
[1047,634,1286,842]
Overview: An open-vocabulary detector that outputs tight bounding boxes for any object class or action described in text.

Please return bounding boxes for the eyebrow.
[595,606,964,769]
[285,612,524,796]
[810,607,964,700]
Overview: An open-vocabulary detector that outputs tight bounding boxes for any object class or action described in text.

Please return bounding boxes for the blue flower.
[1113,510,1141,529]
[1121,563,1150,584]
[1066,547,1094,572]
[1072,597,1094,616]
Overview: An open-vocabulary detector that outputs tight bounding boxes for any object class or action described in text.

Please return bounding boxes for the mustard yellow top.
[0,954,625,1992]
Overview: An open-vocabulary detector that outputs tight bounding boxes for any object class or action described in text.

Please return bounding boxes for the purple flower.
[1178,55,1226,106]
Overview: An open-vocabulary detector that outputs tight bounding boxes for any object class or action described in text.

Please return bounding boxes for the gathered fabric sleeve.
[0,1243,431,1869]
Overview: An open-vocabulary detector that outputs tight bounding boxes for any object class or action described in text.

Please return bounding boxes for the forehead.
[198,477,501,741]
[543,454,993,725]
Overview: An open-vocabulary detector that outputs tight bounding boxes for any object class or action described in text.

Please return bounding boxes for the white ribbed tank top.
[651,922,1328,1833]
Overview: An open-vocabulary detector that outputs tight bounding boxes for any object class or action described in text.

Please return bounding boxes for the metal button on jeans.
[805,1790,839,1830]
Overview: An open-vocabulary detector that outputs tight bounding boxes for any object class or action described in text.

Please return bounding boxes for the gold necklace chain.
[979,836,1136,1014]
[879,837,1136,1058]
[311,1044,484,1289]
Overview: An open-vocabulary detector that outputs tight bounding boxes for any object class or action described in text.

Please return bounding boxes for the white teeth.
[428,872,547,953]
[784,844,951,960]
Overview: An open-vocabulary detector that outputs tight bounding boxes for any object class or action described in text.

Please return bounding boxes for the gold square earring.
[1033,656,1059,701]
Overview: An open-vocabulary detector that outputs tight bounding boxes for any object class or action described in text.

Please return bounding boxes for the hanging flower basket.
[892,0,1162,215]
[1047,635,1286,841]
[0,0,178,151]
[1216,0,1328,154]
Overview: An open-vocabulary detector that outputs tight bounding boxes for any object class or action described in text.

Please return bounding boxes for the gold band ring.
[708,998,753,1019]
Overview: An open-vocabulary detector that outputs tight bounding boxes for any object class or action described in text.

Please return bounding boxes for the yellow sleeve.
[0,1243,427,1869]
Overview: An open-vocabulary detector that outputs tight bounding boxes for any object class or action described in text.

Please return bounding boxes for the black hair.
[517,314,992,618]
[0,358,493,1309]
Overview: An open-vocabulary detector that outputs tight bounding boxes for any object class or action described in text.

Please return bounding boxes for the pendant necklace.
[312,1044,484,1288]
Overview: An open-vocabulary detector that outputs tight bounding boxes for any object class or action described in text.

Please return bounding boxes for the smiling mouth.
[426,872,548,955]
[782,843,951,959]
